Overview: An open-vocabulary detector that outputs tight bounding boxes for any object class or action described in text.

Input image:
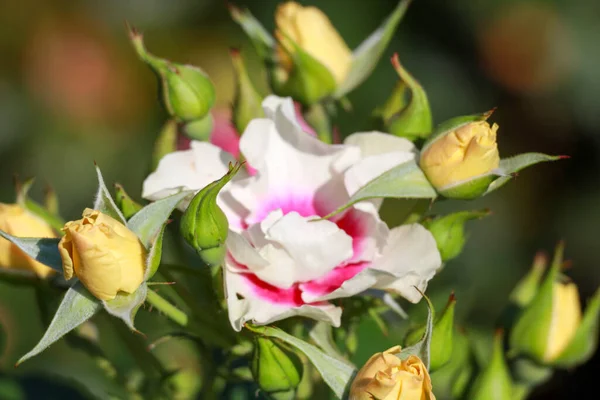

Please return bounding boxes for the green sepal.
[423,209,490,262]
[231,48,264,134]
[180,163,242,266]
[44,185,59,216]
[152,119,178,171]
[15,178,64,232]
[509,243,564,362]
[430,329,473,400]
[551,287,600,368]
[103,283,148,331]
[183,113,214,142]
[114,183,143,219]
[404,293,455,371]
[247,325,355,400]
[485,153,565,195]
[382,54,432,141]
[127,190,193,249]
[251,336,303,394]
[93,164,127,224]
[437,174,497,200]
[129,27,215,121]
[398,292,434,369]
[0,232,62,273]
[334,0,412,98]
[227,3,276,63]
[322,160,436,220]
[509,252,548,308]
[274,33,337,105]
[16,281,102,365]
[469,331,514,400]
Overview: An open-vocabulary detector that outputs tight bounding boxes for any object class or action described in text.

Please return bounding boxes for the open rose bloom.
[144,96,441,330]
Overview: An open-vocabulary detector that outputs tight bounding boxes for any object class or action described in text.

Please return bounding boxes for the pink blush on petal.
[335,209,369,263]
[300,262,370,298]
[242,274,305,307]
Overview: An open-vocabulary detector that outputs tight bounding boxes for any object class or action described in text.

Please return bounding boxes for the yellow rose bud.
[350,345,436,400]
[420,121,500,191]
[58,208,146,301]
[544,282,582,362]
[0,203,56,278]
[275,1,352,85]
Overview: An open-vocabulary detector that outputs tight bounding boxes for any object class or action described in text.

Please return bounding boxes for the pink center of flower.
[235,192,372,306]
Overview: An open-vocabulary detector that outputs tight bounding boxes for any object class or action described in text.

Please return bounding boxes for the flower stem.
[146,290,189,327]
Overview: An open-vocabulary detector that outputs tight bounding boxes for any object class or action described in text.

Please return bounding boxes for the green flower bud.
[180,163,242,266]
[422,209,490,262]
[405,293,456,371]
[251,336,303,396]
[510,243,600,368]
[469,331,514,400]
[375,54,432,142]
[182,113,214,142]
[231,49,264,134]
[430,328,474,400]
[129,27,215,121]
[152,119,178,171]
[114,184,143,219]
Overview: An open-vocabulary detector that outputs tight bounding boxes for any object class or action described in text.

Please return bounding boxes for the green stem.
[146,290,189,327]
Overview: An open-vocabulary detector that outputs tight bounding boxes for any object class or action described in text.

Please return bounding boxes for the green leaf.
[399,292,434,369]
[334,0,411,98]
[93,165,126,225]
[486,153,564,194]
[127,190,193,249]
[103,284,148,331]
[17,281,102,365]
[247,325,356,399]
[309,322,353,366]
[323,160,436,220]
[228,3,276,63]
[0,232,62,273]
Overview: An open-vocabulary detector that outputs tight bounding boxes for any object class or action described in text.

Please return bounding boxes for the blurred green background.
[0,0,598,398]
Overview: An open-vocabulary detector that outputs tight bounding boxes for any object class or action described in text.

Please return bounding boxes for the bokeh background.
[0,0,598,398]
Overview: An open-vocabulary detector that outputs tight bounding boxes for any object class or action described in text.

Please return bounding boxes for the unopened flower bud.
[350,345,436,400]
[276,2,351,86]
[129,28,215,121]
[510,243,600,367]
[251,336,303,395]
[469,331,514,400]
[0,203,56,278]
[420,113,500,199]
[180,164,241,266]
[59,209,146,300]
[405,293,456,371]
[423,210,490,262]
